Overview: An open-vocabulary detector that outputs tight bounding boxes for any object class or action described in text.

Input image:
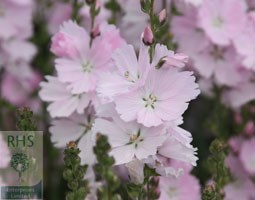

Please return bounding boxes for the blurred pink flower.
[225,154,249,180]
[198,0,247,46]
[1,71,41,106]
[222,82,255,109]
[2,39,36,63]
[240,138,255,176]
[0,0,33,40]
[172,8,209,57]
[192,46,247,87]
[159,171,201,200]
[244,121,255,136]
[233,22,255,70]
[47,2,72,35]
[224,179,255,200]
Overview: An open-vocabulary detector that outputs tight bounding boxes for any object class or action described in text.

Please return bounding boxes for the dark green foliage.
[63,141,89,200]
[126,165,160,200]
[11,153,30,179]
[202,139,231,200]
[202,185,218,200]
[93,134,121,200]
[105,0,121,24]
[16,107,36,131]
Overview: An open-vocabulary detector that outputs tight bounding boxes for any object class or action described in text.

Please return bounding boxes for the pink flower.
[93,117,167,165]
[1,71,41,106]
[163,53,189,69]
[225,154,249,180]
[240,138,255,176]
[224,179,255,200]
[222,82,255,108]
[198,0,247,46]
[192,46,247,87]
[2,39,37,63]
[115,68,200,127]
[144,155,191,178]
[47,2,72,35]
[50,112,96,165]
[143,26,154,45]
[50,20,88,59]
[172,8,209,57]
[0,0,34,40]
[54,21,125,93]
[0,133,11,168]
[39,76,92,118]
[159,172,201,200]
[97,41,150,101]
[233,23,255,70]
[158,135,198,166]
[51,32,80,59]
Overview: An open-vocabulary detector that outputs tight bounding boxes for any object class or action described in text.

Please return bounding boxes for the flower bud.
[95,0,101,10]
[91,24,100,38]
[158,9,167,24]
[143,26,154,45]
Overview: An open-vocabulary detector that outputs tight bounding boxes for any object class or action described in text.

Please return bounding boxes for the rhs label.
[0,131,43,199]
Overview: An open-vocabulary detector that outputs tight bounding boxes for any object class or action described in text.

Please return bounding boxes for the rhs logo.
[10,153,29,182]
[0,131,43,200]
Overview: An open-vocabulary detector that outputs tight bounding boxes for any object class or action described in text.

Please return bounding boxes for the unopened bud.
[95,0,101,10]
[143,26,154,45]
[158,9,167,24]
[67,141,77,149]
[91,24,100,38]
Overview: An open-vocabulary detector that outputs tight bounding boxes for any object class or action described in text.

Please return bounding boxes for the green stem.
[150,0,154,32]
[149,0,155,63]
[89,2,98,47]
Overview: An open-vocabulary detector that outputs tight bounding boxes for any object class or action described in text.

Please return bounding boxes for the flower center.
[143,94,157,109]
[82,62,93,73]
[213,16,224,28]
[127,129,143,148]
[167,187,178,198]
[124,71,140,83]
[130,134,139,142]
